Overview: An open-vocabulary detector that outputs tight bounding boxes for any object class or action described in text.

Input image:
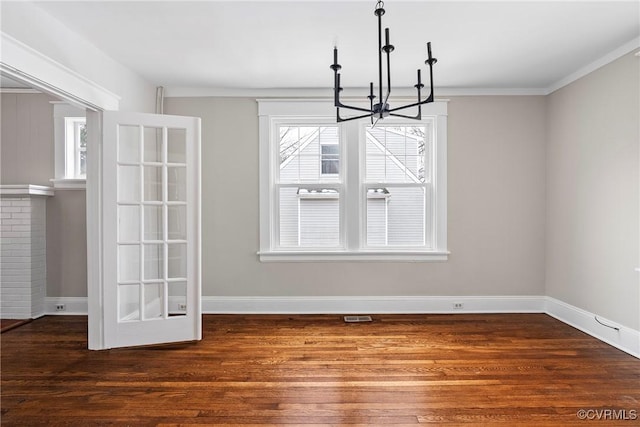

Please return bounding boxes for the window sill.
[258,250,449,262]
[50,178,86,190]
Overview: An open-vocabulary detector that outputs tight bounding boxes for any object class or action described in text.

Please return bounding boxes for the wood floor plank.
[1,314,639,425]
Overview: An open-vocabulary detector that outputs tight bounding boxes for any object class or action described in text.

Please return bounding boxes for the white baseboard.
[545,297,640,359]
[43,295,639,359]
[201,295,545,314]
[45,295,545,315]
[45,297,88,315]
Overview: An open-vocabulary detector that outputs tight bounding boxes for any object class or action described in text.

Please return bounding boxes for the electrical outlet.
[452,302,464,310]
[55,304,66,312]
[178,304,187,311]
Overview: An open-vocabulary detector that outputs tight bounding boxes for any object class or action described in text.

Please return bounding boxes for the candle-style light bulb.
[385,28,390,46]
[417,69,422,85]
[370,82,374,97]
[427,42,432,61]
[333,47,338,65]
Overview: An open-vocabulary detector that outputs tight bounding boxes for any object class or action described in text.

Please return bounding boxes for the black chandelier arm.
[389,112,421,120]
[336,110,374,123]
[335,99,374,114]
[387,93,434,114]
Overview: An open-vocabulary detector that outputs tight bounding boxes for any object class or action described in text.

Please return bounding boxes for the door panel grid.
[117,124,188,322]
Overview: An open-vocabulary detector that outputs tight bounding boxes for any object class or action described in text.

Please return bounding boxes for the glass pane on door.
[144,283,164,319]
[144,244,164,280]
[168,167,186,201]
[169,281,187,316]
[167,129,186,163]
[118,166,140,203]
[118,245,139,282]
[118,206,140,242]
[118,125,140,163]
[143,127,163,163]
[143,206,163,241]
[119,284,140,321]
[167,205,186,240]
[168,243,187,279]
[144,166,163,201]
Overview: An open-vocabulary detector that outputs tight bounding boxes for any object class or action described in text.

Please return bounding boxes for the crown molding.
[545,36,640,95]
[165,86,548,98]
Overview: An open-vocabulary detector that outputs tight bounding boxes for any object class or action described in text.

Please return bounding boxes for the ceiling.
[33,1,640,93]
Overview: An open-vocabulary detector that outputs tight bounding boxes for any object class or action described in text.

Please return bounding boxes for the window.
[258,100,448,261]
[321,142,339,175]
[365,125,428,247]
[65,117,87,178]
[52,102,87,188]
[277,123,341,249]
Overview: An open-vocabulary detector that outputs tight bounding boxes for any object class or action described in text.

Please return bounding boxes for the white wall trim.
[0,32,120,111]
[545,297,640,359]
[45,297,89,316]
[200,295,545,314]
[545,36,640,95]
[165,86,548,99]
[0,184,54,197]
[41,295,639,359]
[50,179,87,190]
[0,88,40,94]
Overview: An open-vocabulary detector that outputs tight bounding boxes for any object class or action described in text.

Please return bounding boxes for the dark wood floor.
[1,314,639,426]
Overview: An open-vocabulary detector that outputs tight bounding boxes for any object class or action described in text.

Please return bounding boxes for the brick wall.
[0,196,47,319]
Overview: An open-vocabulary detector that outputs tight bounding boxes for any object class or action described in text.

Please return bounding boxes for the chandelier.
[330,0,437,123]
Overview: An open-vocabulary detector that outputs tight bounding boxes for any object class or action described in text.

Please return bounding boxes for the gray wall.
[546,51,639,330]
[1,94,55,186]
[164,96,547,297]
[0,93,88,298]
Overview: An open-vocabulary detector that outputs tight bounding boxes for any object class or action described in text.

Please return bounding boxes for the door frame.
[1,38,120,349]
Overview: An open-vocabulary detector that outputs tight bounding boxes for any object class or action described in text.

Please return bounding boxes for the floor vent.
[344,315,373,323]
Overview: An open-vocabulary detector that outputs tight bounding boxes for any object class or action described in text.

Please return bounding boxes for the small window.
[65,117,87,178]
[52,103,87,188]
[321,143,339,175]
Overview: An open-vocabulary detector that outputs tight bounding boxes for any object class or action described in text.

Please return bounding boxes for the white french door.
[92,111,201,349]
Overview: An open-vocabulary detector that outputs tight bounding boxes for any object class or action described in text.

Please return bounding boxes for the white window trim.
[258,99,448,262]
